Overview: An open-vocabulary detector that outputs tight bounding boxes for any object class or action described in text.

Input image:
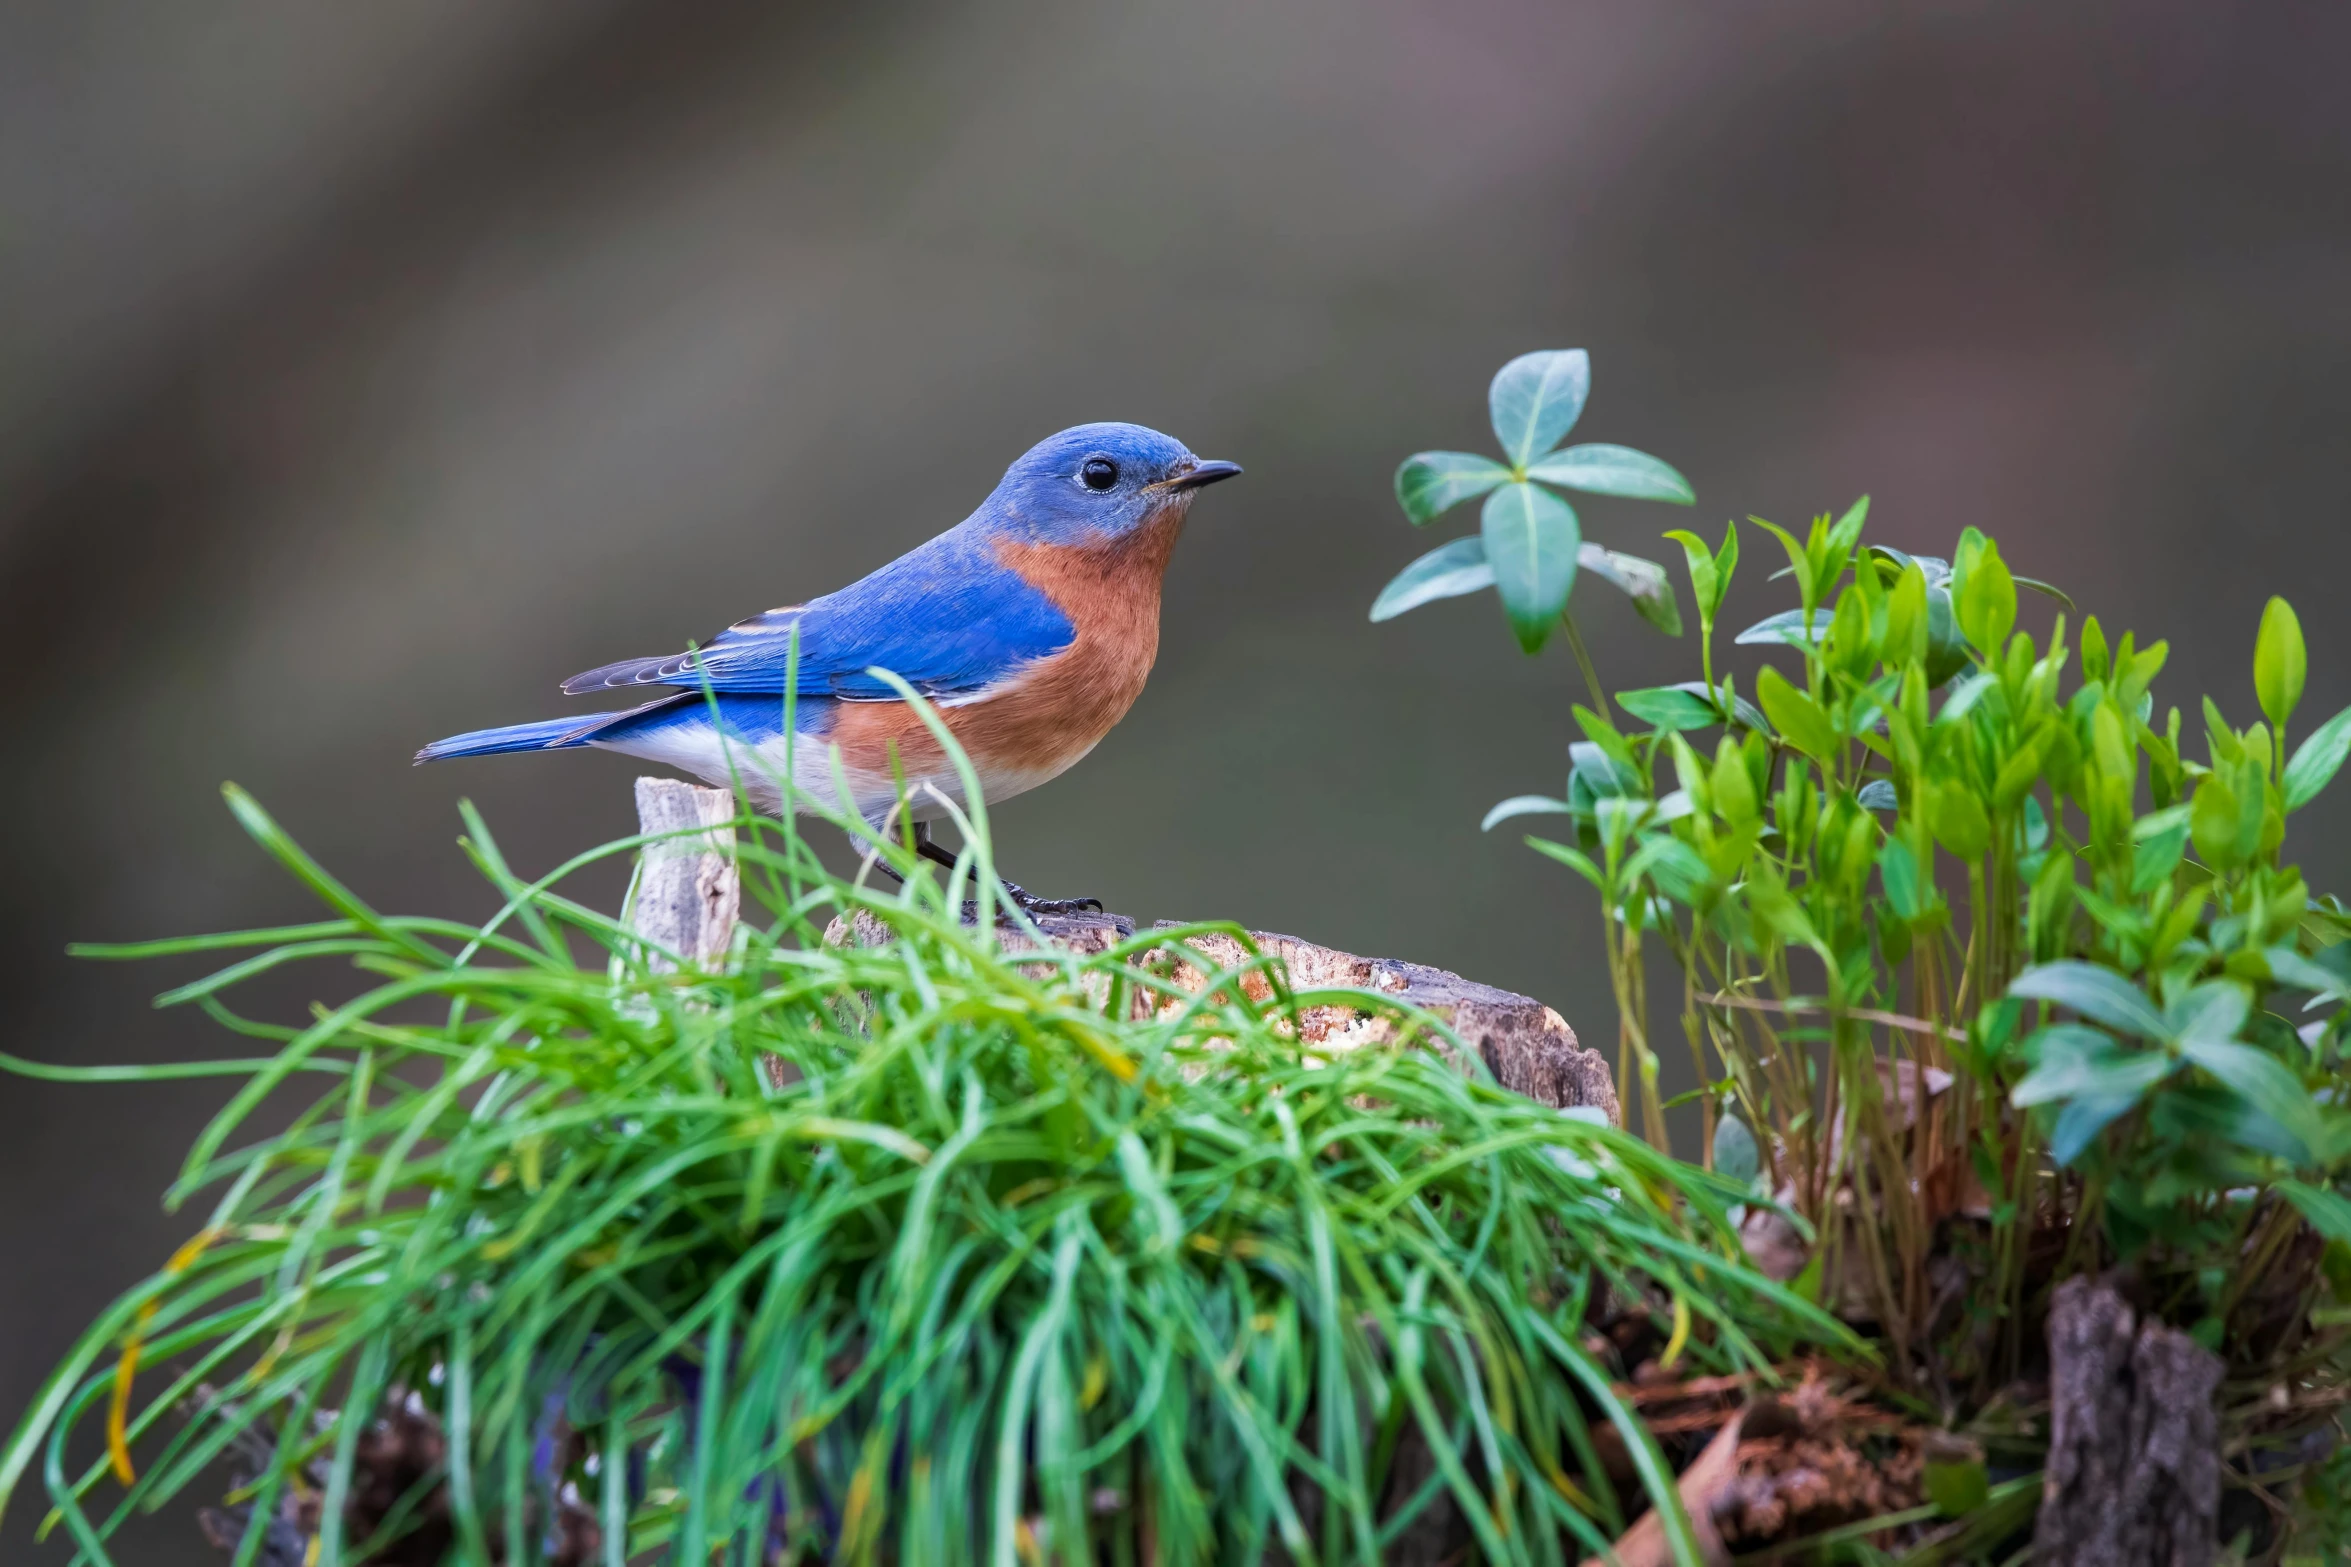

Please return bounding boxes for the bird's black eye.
[1080,457,1119,491]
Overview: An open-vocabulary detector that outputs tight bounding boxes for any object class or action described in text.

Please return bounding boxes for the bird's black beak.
[1166,458,1242,491]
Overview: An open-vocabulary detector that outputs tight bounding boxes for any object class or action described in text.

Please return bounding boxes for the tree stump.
[829,904,1620,1124]
[2033,1276,2223,1567]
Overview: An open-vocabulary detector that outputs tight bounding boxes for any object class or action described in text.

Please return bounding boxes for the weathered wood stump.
[829,904,1620,1124]
[2034,1276,2223,1566]
[625,776,739,970]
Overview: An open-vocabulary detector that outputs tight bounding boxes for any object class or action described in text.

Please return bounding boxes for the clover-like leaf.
[1481,482,1581,653]
[1525,443,1694,504]
[1370,535,1494,622]
[1488,349,1591,468]
[1394,451,1513,525]
[1577,544,1682,636]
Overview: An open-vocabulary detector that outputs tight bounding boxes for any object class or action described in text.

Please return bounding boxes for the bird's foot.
[1007,882,1106,916]
[963,881,1103,922]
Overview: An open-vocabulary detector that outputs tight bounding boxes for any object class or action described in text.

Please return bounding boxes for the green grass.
[2,693,1843,1565]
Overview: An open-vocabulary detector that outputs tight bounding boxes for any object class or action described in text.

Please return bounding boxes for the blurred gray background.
[4,1,2348,1556]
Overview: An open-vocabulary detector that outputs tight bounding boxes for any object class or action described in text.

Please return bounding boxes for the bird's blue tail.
[417,692,787,766]
[415,713,610,763]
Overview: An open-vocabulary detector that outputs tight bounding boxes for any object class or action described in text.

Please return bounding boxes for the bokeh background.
[5,2,2348,1555]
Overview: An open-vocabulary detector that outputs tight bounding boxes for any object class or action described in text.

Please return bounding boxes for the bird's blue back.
[560,422,1196,702]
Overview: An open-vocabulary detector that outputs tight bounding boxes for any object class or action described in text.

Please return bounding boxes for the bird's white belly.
[590,725,1078,826]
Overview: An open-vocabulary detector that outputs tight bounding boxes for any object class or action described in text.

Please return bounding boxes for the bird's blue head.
[983,422,1241,545]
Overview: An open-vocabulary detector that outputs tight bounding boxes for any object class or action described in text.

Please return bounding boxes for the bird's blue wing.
[560,527,1073,700]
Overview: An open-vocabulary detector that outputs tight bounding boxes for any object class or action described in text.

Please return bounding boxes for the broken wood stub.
[627,777,739,970]
[2034,1276,2223,1567]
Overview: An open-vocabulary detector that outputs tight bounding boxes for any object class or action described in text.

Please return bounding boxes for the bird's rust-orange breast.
[828,504,1185,798]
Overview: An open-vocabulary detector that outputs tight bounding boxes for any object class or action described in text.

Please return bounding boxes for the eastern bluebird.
[416,422,1240,911]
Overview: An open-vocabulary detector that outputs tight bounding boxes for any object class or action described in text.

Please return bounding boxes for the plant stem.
[1560,611,1612,724]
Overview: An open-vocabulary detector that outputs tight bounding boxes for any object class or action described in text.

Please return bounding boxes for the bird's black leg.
[902,823,1103,919]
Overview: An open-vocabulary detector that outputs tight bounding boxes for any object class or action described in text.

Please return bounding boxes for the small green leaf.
[1481,795,1574,831]
[2283,703,2351,811]
[1748,516,1813,610]
[1712,1116,1760,1184]
[2130,816,2189,895]
[2279,1180,2351,1243]
[1733,608,1822,648]
[2254,596,2306,733]
[1663,526,1727,627]
[1615,684,1720,732]
[1710,738,1759,825]
[1481,482,1581,652]
[2013,575,2076,613]
[2080,615,2111,683]
[2180,1037,2320,1160]
[2265,945,2351,1005]
[2164,981,2250,1046]
[1858,779,1899,814]
[1935,671,1996,729]
[2190,759,2265,871]
[1370,535,1494,622]
[1524,443,1694,504]
[1755,665,1840,762]
[1393,451,1512,524]
[1488,349,1590,467]
[1883,563,1928,668]
[1924,580,1971,686]
[2012,1026,2174,1164]
[1992,734,2046,813]
[2009,962,2168,1038]
[1927,779,1991,860]
[1524,835,1604,889]
[1577,545,1682,635]
[1954,538,2017,652]
[1826,586,1873,679]
[1879,837,1927,920]
[1713,521,1739,611]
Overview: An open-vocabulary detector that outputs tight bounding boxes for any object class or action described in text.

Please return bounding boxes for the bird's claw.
[960,882,1105,923]
[1016,895,1106,916]
[1002,881,1104,916]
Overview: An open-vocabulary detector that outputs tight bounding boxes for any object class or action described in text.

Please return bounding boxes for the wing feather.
[558,527,1071,701]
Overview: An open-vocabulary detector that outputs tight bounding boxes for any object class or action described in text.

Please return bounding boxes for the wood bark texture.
[828,904,1619,1125]
[2033,1275,2223,1567]
[628,775,739,970]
